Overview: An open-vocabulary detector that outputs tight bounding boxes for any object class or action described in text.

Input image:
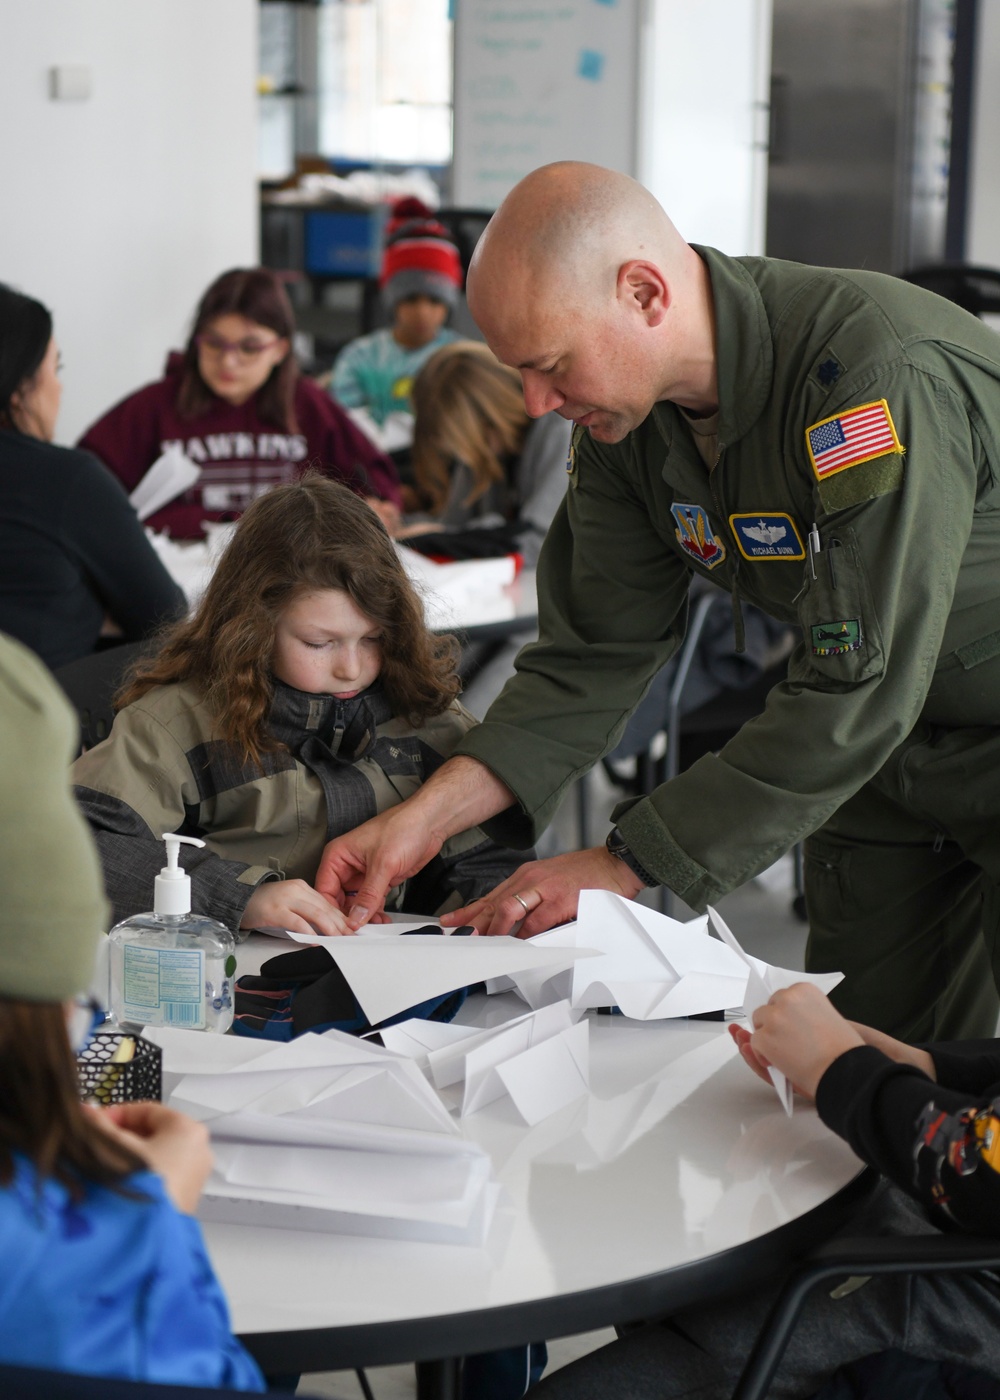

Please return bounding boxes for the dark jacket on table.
[72,676,525,930]
[78,354,402,539]
[0,429,184,670]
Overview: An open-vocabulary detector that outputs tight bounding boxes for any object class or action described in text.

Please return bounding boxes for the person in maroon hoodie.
[78,268,402,540]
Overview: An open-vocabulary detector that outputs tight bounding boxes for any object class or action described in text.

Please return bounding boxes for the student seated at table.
[400,340,570,568]
[397,340,571,718]
[0,630,265,1390]
[527,985,1000,1400]
[72,474,524,935]
[78,267,402,541]
[0,283,184,670]
[329,198,462,458]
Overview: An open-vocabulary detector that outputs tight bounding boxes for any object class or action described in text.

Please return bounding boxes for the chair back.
[52,640,151,753]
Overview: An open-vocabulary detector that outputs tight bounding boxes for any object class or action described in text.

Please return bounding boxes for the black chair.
[0,1363,305,1399]
[900,263,1000,319]
[52,640,152,752]
[731,1231,1000,1399]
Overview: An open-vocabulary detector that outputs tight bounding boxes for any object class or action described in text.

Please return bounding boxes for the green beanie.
[0,635,108,1002]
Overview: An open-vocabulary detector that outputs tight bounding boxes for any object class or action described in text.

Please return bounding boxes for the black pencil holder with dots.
[76,1030,163,1104]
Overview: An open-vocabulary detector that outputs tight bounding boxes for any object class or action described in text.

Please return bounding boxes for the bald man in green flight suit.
[317,160,1000,1043]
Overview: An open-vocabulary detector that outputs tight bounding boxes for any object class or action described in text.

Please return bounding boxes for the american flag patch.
[805,399,903,480]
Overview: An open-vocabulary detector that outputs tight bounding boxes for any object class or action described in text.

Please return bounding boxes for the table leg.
[415,1357,462,1400]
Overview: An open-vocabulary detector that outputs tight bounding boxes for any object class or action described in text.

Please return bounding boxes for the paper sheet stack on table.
[146,1026,498,1245]
[396,544,518,631]
[380,1000,589,1127]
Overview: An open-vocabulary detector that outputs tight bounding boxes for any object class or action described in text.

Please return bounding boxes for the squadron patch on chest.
[670,502,726,570]
[806,399,903,481]
[729,513,805,561]
[810,620,862,656]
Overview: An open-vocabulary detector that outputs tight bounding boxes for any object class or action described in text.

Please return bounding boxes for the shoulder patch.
[670,502,726,570]
[806,399,904,481]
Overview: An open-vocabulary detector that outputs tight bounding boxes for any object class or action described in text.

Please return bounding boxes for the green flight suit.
[458,246,1000,1041]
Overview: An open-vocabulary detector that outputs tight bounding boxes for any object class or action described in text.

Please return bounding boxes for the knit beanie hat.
[380,198,463,312]
[0,636,107,1002]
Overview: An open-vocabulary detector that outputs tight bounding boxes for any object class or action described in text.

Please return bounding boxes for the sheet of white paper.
[252,917,444,944]
[706,905,844,1116]
[306,934,593,1027]
[130,443,201,521]
[397,547,517,631]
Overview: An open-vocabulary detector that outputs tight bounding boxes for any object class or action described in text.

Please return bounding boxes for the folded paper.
[253,922,596,1027]
[382,1001,590,1127]
[147,1025,496,1245]
[707,905,844,1115]
[492,890,749,1020]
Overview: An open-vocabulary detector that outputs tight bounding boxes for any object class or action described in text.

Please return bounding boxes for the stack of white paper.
[490,890,750,1019]
[396,546,517,630]
[380,1001,589,1126]
[148,1026,498,1244]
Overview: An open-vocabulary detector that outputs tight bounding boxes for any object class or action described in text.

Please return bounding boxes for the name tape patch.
[729,512,805,561]
[806,399,903,481]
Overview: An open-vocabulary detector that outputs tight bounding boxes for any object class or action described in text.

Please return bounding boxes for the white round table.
[200,993,870,1395]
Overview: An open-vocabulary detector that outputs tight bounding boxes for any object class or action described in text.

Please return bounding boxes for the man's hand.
[315,757,515,929]
[749,983,865,1100]
[89,1101,213,1215]
[240,879,356,937]
[440,846,645,937]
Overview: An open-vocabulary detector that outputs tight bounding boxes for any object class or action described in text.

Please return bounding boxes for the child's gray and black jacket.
[72,678,525,931]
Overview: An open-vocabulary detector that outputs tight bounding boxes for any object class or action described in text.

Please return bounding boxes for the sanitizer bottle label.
[122,944,206,1029]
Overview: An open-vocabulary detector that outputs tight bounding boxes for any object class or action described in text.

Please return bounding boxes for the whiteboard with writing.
[452,0,641,210]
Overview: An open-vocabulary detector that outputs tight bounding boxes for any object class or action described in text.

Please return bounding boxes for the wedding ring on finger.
[512,892,532,918]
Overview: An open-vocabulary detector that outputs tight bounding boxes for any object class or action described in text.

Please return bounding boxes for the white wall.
[967,0,1000,267]
[638,0,772,255]
[0,0,259,444]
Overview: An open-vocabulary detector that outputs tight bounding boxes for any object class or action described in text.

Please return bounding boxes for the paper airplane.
[707,905,844,1115]
[381,1001,589,1126]
[492,890,749,1020]
[147,1025,497,1245]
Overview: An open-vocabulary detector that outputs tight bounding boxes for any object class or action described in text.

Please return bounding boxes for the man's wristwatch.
[605,826,659,888]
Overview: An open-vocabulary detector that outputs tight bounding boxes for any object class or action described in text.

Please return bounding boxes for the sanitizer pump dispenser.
[108,834,236,1033]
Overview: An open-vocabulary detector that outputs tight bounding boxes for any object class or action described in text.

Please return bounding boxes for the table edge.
[240,1166,878,1374]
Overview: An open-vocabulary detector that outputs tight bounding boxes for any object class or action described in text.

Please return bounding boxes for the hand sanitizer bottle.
[108,834,236,1033]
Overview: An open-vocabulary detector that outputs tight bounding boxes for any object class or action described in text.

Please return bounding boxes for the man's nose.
[520,370,563,418]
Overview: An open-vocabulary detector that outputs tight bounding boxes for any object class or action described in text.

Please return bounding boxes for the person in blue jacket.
[0,630,265,1392]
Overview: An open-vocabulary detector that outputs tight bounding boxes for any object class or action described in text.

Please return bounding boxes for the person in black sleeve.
[527,983,1000,1399]
[0,283,185,670]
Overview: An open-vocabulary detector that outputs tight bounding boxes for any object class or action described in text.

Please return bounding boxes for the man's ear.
[617,260,669,327]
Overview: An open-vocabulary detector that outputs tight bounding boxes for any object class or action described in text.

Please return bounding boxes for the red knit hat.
[380,198,463,311]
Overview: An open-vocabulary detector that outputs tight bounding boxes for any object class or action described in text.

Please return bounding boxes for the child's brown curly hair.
[118,476,460,764]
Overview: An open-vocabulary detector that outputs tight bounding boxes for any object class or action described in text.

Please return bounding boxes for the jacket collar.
[651,246,773,451]
[266,678,393,760]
